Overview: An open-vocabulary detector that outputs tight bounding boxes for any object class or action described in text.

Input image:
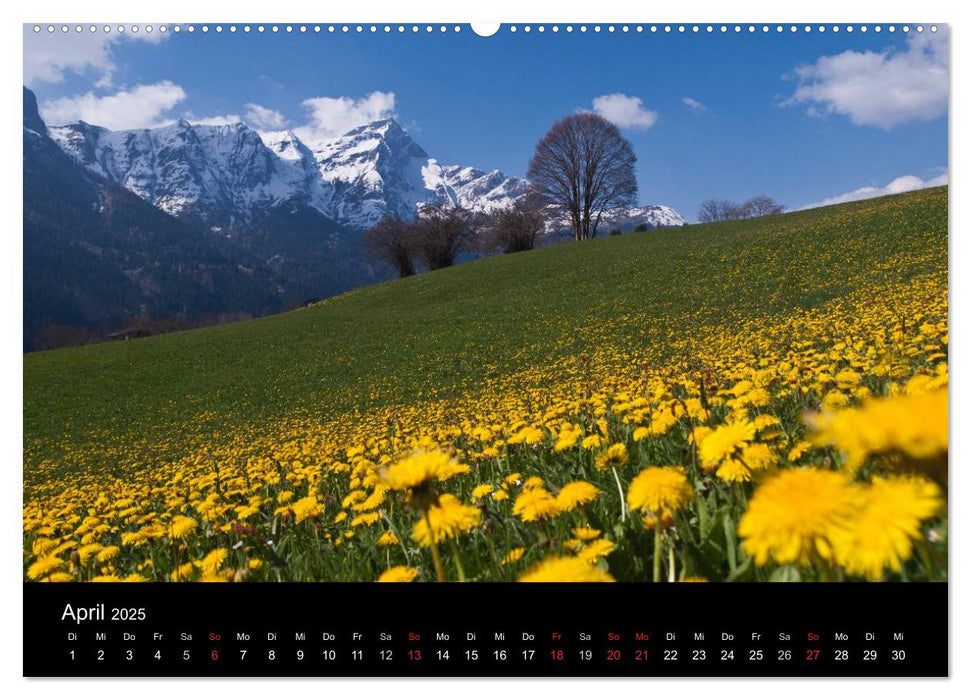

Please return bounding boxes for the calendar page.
[22,20,948,678]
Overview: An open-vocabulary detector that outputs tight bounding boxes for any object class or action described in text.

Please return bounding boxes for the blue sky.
[25,24,948,221]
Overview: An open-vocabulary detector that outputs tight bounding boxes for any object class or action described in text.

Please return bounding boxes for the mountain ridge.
[47,114,536,232]
[23,87,286,350]
[46,111,684,232]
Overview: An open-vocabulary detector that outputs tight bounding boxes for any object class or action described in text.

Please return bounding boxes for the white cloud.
[682,97,707,112]
[23,26,166,86]
[784,30,948,129]
[293,91,396,144]
[39,81,187,130]
[244,103,287,130]
[590,93,658,130]
[801,173,948,209]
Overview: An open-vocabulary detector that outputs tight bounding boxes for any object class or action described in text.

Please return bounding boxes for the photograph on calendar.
[23,23,947,586]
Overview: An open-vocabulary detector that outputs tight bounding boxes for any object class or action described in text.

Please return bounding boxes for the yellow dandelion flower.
[196,548,228,576]
[341,490,367,508]
[787,440,812,462]
[377,531,400,547]
[350,511,381,527]
[96,546,120,563]
[576,539,615,564]
[650,410,679,435]
[822,390,850,410]
[235,505,259,520]
[519,556,615,582]
[377,565,419,582]
[512,487,560,523]
[626,467,694,514]
[572,527,601,541]
[379,450,469,490]
[31,537,57,556]
[753,414,780,431]
[27,555,65,581]
[523,476,545,489]
[352,488,387,511]
[739,387,771,408]
[120,531,148,547]
[809,389,948,472]
[411,495,481,547]
[738,468,863,566]
[595,443,629,471]
[554,430,579,451]
[198,572,232,583]
[699,421,755,470]
[470,426,493,441]
[555,481,601,511]
[168,515,197,539]
[741,443,775,470]
[508,425,546,445]
[691,425,713,446]
[502,547,526,565]
[716,459,752,483]
[172,562,194,581]
[833,476,943,580]
[581,434,603,449]
[471,484,494,499]
[632,426,651,441]
[77,543,103,565]
[835,369,861,388]
[726,379,753,396]
[291,496,322,524]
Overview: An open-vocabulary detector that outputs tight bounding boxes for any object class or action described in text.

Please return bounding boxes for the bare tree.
[483,196,547,254]
[527,113,638,241]
[698,195,785,223]
[697,198,722,223]
[413,203,474,270]
[742,194,786,218]
[363,216,418,278]
[721,201,748,220]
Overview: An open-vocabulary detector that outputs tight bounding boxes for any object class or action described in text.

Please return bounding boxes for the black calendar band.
[23,582,947,677]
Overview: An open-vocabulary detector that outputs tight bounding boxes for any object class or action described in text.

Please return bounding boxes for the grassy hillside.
[25,187,946,478]
[23,187,948,584]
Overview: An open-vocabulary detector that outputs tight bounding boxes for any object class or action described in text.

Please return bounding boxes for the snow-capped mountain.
[23,88,284,350]
[545,204,685,238]
[47,114,682,236]
[48,116,529,231]
[424,162,530,216]
[48,120,295,227]
[600,205,685,231]
[307,118,434,228]
[27,83,686,349]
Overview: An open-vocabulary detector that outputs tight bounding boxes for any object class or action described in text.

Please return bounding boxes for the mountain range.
[46,115,531,232]
[23,86,683,349]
